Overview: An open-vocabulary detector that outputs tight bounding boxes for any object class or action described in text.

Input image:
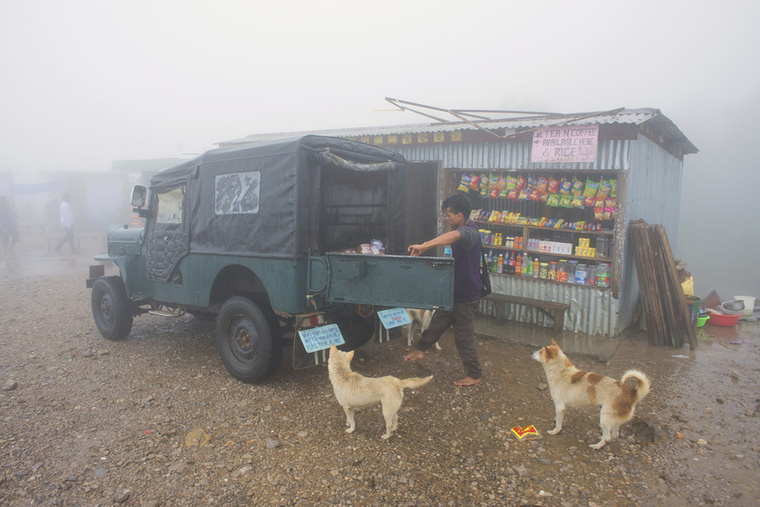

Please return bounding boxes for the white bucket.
[734,296,756,317]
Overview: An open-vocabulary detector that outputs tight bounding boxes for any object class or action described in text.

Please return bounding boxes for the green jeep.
[87,135,453,383]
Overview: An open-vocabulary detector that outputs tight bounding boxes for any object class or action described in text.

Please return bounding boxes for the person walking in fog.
[0,195,19,256]
[403,192,483,386]
[54,193,77,254]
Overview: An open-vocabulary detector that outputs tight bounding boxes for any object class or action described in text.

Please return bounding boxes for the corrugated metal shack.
[220,107,697,336]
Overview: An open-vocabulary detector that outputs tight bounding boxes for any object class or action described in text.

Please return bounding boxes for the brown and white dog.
[532,339,651,449]
[406,309,440,350]
[328,345,433,439]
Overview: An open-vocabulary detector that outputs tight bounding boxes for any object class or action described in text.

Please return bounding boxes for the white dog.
[328,345,433,439]
[406,309,440,350]
[532,339,651,449]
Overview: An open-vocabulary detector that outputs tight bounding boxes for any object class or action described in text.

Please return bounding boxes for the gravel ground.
[1,252,759,506]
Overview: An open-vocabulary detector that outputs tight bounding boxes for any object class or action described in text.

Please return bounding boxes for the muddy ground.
[1,238,759,506]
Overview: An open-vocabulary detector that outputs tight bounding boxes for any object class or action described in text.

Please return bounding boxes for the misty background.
[1,0,757,301]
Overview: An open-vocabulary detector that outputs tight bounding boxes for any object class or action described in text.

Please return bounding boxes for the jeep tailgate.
[308,253,454,310]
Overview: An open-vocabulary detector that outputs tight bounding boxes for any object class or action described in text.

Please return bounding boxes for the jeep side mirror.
[131,185,147,207]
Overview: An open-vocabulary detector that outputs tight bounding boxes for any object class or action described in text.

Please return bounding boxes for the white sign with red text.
[531,125,598,163]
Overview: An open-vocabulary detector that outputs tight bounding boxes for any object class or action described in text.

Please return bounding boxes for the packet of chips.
[597,178,611,198]
[547,193,560,207]
[507,189,518,200]
[571,177,584,196]
[518,189,529,200]
[479,174,489,196]
[516,176,527,191]
[537,176,549,193]
[583,178,599,198]
[583,196,595,207]
[605,198,616,208]
[610,179,618,198]
[529,189,541,201]
[506,175,517,190]
[527,176,538,190]
[571,195,584,208]
[469,174,480,191]
[559,194,573,208]
[559,178,572,195]
[457,174,471,193]
[594,207,604,221]
[547,178,560,193]
[604,206,616,220]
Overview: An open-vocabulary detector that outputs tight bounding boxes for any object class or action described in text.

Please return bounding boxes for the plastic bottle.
[532,257,540,278]
[508,251,516,275]
[515,252,522,276]
[523,255,532,277]
[487,249,493,271]
[444,245,452,257]
[497,254,504,274]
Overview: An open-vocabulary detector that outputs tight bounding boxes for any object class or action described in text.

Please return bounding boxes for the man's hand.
[408,244,424,257]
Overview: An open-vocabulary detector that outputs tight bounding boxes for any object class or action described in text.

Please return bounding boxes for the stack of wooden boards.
[629,219,697,350]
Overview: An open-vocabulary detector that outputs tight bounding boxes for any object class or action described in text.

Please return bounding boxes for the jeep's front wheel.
[215,296,283,383]
[91,276,133,341]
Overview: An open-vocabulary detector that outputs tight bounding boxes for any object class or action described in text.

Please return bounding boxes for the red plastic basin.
[706,312,740,326]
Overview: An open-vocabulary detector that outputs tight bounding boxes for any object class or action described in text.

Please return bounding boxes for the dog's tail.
[621,370,651,400]
[399,375,433,390]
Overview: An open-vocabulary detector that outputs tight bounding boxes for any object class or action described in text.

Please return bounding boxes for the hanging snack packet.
[479,174,489,196]
[594,197,606,208]
[529,189,541,201]
[516,176,527,191]
[605,198,616,208]
[559,178,572,195]
[547,193,560,207]
[507,189,518,200]
[527,176,538,190]
[583,178,599,198]
[506,175,517,190]
[559,194,573,208]
[537,176,549,193]
[489,173,499,192]
[571,195,584,208]
[469,174,480,191]
[518,189,530,200]
[597,178,612,198]
[457,173,471,193]
[604,206,616,220]
[583,196,595,207]
[548,178,560,193]
[594,207,604,221]
[571,177,584,196]
[497,173,508,192]
[610,179,618,198]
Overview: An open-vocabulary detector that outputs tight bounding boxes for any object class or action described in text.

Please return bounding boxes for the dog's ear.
[329,345,337,356]
[346,350,355,362]
[551,338,559,347]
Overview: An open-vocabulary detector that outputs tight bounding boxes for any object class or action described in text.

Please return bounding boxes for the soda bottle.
[487,249,493,270]
[532,257,540,278]
[508,251,516,275]
[497,254,504,274]
[515,252,522,276]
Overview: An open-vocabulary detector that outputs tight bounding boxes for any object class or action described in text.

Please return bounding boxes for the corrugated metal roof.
[218,108,697,155]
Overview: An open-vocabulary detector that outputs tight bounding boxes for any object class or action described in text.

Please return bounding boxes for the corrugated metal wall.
[385,136,681,337]
[615,135,685,333]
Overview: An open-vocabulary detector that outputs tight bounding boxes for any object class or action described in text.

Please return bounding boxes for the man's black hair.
[441,192,472,218]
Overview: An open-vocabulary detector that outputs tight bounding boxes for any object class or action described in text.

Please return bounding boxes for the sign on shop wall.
[531,125,599,163]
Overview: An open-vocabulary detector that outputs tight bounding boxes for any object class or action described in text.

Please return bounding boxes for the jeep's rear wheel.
[215,296,282,383]
[91,276,133,341]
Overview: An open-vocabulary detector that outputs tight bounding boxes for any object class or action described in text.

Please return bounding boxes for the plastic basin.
[734,296,756,317]
[706,312,740,326]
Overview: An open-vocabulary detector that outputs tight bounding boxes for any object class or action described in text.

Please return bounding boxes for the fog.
[1,0,758,300]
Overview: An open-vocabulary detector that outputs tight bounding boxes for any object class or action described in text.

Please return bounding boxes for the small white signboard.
[377,308,412,329]
[531,125,598,163]
[298,324,345,353]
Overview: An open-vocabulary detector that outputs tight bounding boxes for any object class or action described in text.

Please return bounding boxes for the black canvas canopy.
[146,136,406,280]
